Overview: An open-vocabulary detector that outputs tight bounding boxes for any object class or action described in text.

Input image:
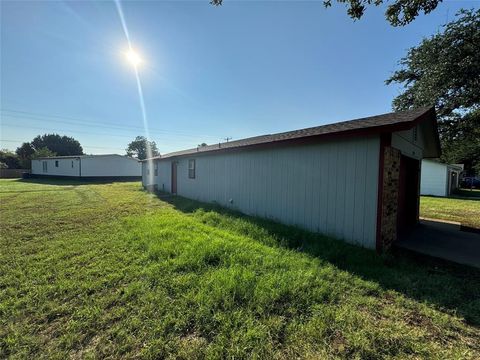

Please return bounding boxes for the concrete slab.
[396,220,480,268]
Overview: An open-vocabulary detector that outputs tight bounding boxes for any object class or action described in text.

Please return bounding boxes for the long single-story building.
[420,159,463,197]
[32,154,141,179]
[143,107,441,251]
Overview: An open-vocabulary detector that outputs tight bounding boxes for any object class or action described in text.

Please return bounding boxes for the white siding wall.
[157,160,172,192]
[81,156,140,177]
[155,136,380,248]
[391,125,424,160]
[420,160,447,196]
[31,158,80,176]
[32,156,141,177]
[142,160,157,186]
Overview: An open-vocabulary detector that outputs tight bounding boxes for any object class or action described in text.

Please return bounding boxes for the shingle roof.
[147,107,436,160]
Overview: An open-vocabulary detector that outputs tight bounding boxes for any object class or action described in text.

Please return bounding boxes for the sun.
[125,49,142,67]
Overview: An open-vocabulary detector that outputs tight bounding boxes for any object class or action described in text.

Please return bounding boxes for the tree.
[386,9,480,174]
[15,142,35,168]
[30,134,83,156]
[15,134,83,169]
[211,0,442,26]
[0,149,21,169]
[126,136,160,160]
[31,147,57,159]
[438,110,480,175]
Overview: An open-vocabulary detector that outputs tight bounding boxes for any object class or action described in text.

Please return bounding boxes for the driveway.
[396,219,480,268]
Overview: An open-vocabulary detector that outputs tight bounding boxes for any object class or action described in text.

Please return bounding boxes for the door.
[171,162,177,194]
[397,155,420,233]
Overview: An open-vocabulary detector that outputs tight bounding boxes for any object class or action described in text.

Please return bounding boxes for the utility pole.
[223,137,232,142]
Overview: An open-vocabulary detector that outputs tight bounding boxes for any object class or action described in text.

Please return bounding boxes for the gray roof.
[146,107,438,161]
[34,154,139,161]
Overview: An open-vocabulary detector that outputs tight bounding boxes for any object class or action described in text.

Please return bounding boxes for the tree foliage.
[387,9,480,116]
[30,134,83,156]
[211,0,442,26]
[15,142,34,159]
[15,134,83,169]
[387,9,480,174]
[0,149,21,169]
[126,136,160,160]
[438,110,480,174]
[31,147,57,159]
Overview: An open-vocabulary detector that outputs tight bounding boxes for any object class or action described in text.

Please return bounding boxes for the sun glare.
[125,49,142,67]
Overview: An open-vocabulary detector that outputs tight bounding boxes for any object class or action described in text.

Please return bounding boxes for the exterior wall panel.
[32,155,140,177]
[157,160,171,192]
[155,136,380,248]
[420,160,448,197]
[392,126,424,160]
[81,156,140,177]
[31,158,80,177]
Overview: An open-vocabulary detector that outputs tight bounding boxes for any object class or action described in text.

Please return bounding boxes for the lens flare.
[125,49,141,67]
[115,0,155,186]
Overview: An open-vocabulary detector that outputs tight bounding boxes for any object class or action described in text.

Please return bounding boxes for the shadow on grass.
[452,189,480,200]
[158,193,480,327]
[13,177,141,186]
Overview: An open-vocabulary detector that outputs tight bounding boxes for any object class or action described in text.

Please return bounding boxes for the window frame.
[188,159,196,179]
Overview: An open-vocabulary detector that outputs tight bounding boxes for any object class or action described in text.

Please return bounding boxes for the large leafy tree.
[126,136,160,160]
[31,147,57,159]
[386,9,480,174]
[30,134,83,156]
[15,134,83,168]
[0,149,21,169]
[211,0,442,26]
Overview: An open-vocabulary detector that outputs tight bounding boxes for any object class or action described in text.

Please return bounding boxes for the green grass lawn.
[1,179,479,359]
[420,194,480,229]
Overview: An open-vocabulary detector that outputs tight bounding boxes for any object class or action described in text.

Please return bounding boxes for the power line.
[0,108,220,139]
[0,123,205,146]
[0,139,126,151]
[1,123,139,139]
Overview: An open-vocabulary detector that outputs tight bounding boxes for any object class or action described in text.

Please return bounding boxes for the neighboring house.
[420,160,463,197]
[31,154,141,178]
[142,107,441,251]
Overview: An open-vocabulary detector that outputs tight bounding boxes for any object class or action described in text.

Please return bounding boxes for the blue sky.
[1,0,478,155]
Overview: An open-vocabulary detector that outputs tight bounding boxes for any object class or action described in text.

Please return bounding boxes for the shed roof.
[35,154,139,161]
[146,107,440,161]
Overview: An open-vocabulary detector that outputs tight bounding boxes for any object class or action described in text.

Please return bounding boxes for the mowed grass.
[1,179,479,359]
[420,195,480,229]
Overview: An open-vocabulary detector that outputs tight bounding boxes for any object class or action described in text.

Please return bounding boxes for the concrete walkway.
[396,220,480,268]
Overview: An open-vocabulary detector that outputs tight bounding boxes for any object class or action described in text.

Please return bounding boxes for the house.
[31,154,141,179]
[142,107,441,251]
[420,159,463,197]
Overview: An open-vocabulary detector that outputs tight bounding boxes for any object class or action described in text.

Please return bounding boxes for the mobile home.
[32,154,141,179]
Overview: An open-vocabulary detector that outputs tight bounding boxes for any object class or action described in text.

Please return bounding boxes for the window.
[188,159,196,179]
[55,160,59,167]
[42,161,48,173]
[154,162,158,176]
[413,127,418,142]
[71,161,74,168]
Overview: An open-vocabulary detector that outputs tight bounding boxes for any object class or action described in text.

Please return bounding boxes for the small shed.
[143,107,441,251]
[31,154,141,179]
[420,159,463,197]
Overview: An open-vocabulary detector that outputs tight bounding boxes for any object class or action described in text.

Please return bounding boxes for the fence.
[0,169,30,178]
